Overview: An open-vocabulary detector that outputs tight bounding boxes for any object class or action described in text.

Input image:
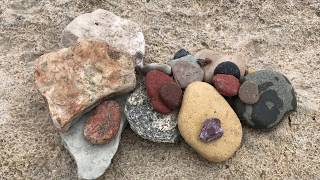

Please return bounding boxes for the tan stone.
[35,40,136,131]
[195,49,247,82]
[178,82,242,162]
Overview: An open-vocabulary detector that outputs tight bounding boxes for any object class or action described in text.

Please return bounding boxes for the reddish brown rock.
[159,82,183,110]
[35,40,136,131]
[145,70,174,113]
[212,74,240,97]
[84,101,121,144]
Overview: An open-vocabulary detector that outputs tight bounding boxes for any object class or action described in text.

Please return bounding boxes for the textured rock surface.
[34,40,136,131]
[141,63,172,75]
[171,60,204,88]
[2,1,320,179]
[159,82,183,110]
[239,80,260,104]
[62,9,145,58]
[195,49,246,82]
[125,83,179,143]
[146,70,174,114]
[212,74,240,97]
[60,99,126,180]
[234,70,297,129]
[199,118,224,143]
[178,82,242,162]
[84,101,121,145]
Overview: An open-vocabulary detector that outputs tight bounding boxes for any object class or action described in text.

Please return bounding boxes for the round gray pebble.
[239,80,260,104]
[124,83,180,143]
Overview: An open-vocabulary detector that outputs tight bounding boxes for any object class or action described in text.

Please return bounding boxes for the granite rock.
[212,74,240,97]
[60,97,127,180]
[125,83,180,143]
[84,101,121,144]
[178,82,242,162]
[35,40,136,131]
[141,63,172,75]
[171,59,204,89]
[234,70,297,129]
[195,49,247,82]
[62,9,145,66]
[238,80,260,104]
[159,82,183,110]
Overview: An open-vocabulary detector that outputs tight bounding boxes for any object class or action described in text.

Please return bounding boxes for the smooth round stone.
[84,101,121,144]
[212,74,240,97]
[141,63,172,75]
[145,70,174,114]
[125,84,180,143]
[178,82,242,162]
[172,60,204,89]
[234,70,297,129]
[238,80,260,104]
[159,82,183,110]
[214,61,241,79]
[173,48,190,59]
[194,49,247,82]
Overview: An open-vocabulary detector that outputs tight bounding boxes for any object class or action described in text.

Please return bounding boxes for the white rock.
[62,9,145,66]
[60,97,127,180]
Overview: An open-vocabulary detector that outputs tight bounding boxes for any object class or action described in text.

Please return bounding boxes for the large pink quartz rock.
[35,40,136,131]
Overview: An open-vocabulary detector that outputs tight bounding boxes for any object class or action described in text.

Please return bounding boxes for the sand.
[0,0,319,179]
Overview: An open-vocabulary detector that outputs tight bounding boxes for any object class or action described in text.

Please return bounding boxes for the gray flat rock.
[124,83,180,143]
[60,97,128,180]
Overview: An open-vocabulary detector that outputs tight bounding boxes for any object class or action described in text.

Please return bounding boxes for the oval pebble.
[159,82,183,110]
[212,74,240,97]
[238,80,260,104]
[214,61,241,79]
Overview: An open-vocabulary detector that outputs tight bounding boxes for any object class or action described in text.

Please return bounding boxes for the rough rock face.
[62,9,145,66]
[60,97,127,180]
[84,101,121,145]
[125,83,180,143]
[35,40,136,131]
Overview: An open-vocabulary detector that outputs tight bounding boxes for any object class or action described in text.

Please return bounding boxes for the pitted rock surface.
[125,83,179,143]
[234,70,297,129]
[35,40,136,131]
[62,9,145,60]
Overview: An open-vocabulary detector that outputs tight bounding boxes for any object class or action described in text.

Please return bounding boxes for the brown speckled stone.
[239,80,260,104]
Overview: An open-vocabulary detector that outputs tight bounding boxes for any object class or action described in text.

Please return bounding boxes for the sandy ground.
[0,0,320,179]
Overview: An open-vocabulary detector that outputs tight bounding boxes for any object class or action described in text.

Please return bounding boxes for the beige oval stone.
[178,82,242,162]
[195,49,247,82]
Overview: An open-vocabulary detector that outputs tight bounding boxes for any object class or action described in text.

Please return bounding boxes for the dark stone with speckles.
[234,70,297,129]
[173,49,190,59]
[214,61,241,79]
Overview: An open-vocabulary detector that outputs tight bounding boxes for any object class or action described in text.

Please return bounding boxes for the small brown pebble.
[84,101,121,144]
[239,80,260,104]
[159,82,183,110]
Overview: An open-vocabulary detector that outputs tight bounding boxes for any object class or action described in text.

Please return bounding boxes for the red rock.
[84,101,121,144]
[159,82,183,110]
[212,74,240,97]
[145,70,175,114]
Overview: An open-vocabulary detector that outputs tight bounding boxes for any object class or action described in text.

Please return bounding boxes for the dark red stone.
[145,70,175,114]
[199,118,224,143]
[212,74,240,97]
[84,101,121,144]
[159,82,183,110]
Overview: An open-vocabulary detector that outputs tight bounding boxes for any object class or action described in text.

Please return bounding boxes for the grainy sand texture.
[0,0,319,179]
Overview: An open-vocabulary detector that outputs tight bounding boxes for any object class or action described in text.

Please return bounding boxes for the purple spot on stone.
[199,118,224,143]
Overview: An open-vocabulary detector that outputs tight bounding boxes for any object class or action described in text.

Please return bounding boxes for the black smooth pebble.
[213,61,241,79]
[173,49,190,59]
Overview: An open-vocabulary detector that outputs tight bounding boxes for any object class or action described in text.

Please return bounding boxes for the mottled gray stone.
[234,70,297,129]
[60,97,127,180]
[141,63,172,75]
[62,9,145,66]
[168,55,198,67]
[124,83,180,143]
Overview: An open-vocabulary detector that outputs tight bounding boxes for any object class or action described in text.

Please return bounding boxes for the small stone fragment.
[145,70,174,113]
[173,48,190,59]
[214,61,241,79]
[199,118,224,143]
[212,74,240,97]
[125,83,180,143]
[141,63,172,75]
[84,101,121,144]
[159,82,183,110]
[238,80,260,104]
[172,61,204,89]
[197,58,212,67]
